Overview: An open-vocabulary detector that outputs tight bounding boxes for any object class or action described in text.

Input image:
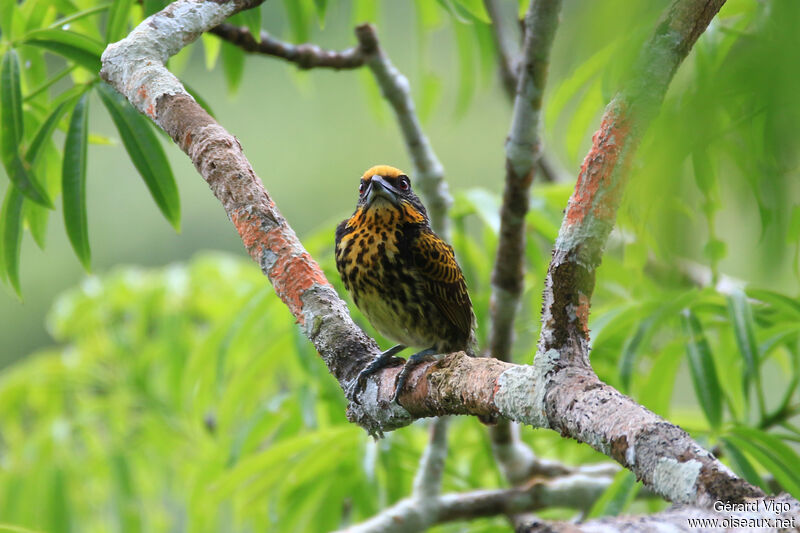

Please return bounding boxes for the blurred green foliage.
[0,0,799,530]
[0,189,798,531]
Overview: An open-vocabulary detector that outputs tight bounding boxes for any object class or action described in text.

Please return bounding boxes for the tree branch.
[211,22,452,238]
[491,0,561,364]
[210,23,366,69]
[339,473,615,533]
[412,416,450,499]
[483,0,519,98]
[486,0,564,506]
[100,0,789,513]
[538,0,728,365]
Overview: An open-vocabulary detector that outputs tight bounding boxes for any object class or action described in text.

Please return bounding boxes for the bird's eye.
[398,177,410,191]
[359,181,366,195]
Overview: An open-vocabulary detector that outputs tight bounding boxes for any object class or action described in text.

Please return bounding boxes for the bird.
[335,165,476,403]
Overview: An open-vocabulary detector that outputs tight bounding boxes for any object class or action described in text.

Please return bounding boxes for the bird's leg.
[348,345,407,402]
[392,347,437,403]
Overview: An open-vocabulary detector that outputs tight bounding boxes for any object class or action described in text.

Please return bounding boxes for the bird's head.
[354,165,428,223]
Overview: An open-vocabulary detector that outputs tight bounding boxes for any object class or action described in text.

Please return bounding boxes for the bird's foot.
[348,345,407,404]
[392,347,438,404]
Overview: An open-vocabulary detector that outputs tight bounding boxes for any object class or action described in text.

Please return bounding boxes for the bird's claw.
[348,355,405,405]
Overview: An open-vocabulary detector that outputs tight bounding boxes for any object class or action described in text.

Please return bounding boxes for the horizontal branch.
[341,473,614,533]
[101,0,785,515]
[210,23,366,69]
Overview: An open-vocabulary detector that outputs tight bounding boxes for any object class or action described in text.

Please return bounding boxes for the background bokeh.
[0,0,799,531]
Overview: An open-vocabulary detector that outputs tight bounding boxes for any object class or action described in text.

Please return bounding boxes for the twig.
[483,0,519,98]
[101,0,777,511]
[490,0,561,365]
[412,416,450,499]
[484,0,563,183]
[339,473,614,533]
[210,23,366,69]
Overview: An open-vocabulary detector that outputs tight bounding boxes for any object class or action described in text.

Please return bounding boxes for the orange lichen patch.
[137,85,148,101]
[576,293,591,337]
[232,210,331,324]
[361,165,406,181]
[268,244,331,324]
[566,103,632,228]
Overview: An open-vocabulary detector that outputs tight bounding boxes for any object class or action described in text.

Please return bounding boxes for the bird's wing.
[410,229,474,338]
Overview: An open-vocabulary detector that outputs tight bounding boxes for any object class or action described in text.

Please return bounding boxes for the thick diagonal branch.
[538,0,727,366]
[101,0,776,510]
[340,472,614,533]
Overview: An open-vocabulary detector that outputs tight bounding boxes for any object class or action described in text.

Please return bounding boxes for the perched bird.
[335,165,476,402]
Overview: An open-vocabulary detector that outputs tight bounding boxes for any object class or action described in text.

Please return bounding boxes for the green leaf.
[24,29,104,72]
[1,50,52,207]
[719,437,769,492]
[452,0,490,23]
[452,20,475,115]
[62,92,91,271]
[681,309,723,429]
[142,0,166,17]
[234,6,261,40]
[0,186,24,297]
[747,289,800,320]
[97,83,180,231]
[587,470,639,518]
[566,79,603,162]
[105,0,134,43]
[220,41,245,94]
[0,0,15,40]
[787,206,800,244]
[48,468,71,533]
[1,50,24,148]
[727,427,800,497]
[283,0,309,42]
[312,0,328,24]
[200,33,221,71]
[26,99,73,167]
[618,319,650,393]
[726,289,760,401]
[24,198,49,249]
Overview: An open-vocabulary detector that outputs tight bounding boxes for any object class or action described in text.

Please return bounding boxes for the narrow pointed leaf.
[62,92,91,270]
[727,428,800,497]
[201,33,221,71]
[24,29,104,72]
[681,309,723,429]
[283,0,309,42]
[105,0,133,43]
[97,83,180,230]
[1,50,52,207]
[220,41,245,94]
[24,199,49,249]
[727,289,759,400]
[26,99,72,167]
[719,438,768,492]
[587,470,639,518]
[1,49,23,147]
[0,186,24,297]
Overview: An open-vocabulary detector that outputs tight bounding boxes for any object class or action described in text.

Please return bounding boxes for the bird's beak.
[366,175,400,207]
